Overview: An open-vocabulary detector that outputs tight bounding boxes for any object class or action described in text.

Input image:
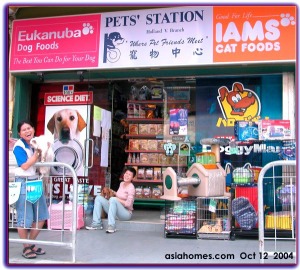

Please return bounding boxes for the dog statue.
[30,135,54,178]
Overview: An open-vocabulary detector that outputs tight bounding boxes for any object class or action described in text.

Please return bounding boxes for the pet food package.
[234,121,259,141]
[152,186,162,198]
[177,108,188,135]
[157,140,165,150]
[139,104,146,118]
[135,186,143,198]
[153,167,162,180]
[134,104,140,118]
[129,124,138,135]
[143,187,151,198]
[145,168,153,179]
[151,86,163,99]
[139,124,148,134]
[156,124,163,135]
[139,139,148,151]
[127,103,134,118]
[147,140,158,151]
[148,153,159,164]
[137,168,146,179]
[258,119,292,140]
[129,139,139,150]
[169,108,179,135]
[145,104,156,118]
[148,124,157,134]
[140,153,149,164]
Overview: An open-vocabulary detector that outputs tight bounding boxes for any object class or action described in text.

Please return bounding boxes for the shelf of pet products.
[224,139,296,239]
[126,118,164,123]
[134,185,165,208]
[133,179,162,184]
[164,197,198,239]
[127,99,190,105]
[126,150,167,153]
[126,134,163,139]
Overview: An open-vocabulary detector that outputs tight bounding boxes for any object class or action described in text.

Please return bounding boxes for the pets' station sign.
[9,5,296,72]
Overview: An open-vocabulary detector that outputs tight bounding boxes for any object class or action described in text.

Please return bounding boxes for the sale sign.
[213,6,296,63]
[10,14,101,71]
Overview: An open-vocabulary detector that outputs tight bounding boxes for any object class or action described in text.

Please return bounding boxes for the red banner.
[10,14,101,71]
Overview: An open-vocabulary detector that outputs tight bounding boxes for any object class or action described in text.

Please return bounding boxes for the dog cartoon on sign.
[164,142,177,156]
[103,32,125,63]
[217,82,261,121]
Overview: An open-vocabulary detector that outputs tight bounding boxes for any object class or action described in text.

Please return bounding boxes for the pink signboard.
[10,14,101,71]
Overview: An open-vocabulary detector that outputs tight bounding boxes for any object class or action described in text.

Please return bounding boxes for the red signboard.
[44,92,93,105]
[10,14,101,71]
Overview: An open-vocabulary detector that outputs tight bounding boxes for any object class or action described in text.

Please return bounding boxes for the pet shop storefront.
[9,5,296,209]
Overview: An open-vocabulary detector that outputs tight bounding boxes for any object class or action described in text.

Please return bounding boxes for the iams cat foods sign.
[9,6,296,72]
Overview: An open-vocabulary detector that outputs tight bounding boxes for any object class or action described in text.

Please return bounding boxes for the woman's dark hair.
[17,120,34,133]
[126,167,137,178]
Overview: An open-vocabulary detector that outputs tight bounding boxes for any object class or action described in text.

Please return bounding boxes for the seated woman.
[86,167,136,233]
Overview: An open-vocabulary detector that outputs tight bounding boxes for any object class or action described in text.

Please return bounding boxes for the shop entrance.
[29,82,120,207]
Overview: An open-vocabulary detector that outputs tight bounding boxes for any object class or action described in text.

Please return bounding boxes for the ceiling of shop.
[8,5,296,83]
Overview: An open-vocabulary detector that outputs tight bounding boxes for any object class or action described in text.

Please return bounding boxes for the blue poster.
[26,180,43,204]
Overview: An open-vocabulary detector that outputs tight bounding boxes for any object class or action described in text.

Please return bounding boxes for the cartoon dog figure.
[164,142,177,156]
[218,82,256,116]
[30,135,54,178]
[47,109,87,144]
[103,32,124,63]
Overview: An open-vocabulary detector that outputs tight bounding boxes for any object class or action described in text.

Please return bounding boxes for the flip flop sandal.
[22,247,36,259]
[30,244,46,255]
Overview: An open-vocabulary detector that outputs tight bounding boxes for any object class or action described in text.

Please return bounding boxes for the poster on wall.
[44,105,89,177]
[169,108,188,135]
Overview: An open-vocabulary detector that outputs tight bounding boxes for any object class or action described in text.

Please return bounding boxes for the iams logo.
[17,23,95,41]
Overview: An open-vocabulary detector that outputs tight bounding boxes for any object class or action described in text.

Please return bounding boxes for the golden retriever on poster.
[47,109,87,144]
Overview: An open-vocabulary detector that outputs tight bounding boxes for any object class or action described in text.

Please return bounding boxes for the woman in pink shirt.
[86,167,136,233]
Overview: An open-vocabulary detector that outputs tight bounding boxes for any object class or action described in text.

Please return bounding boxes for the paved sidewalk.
[8,229,296,266]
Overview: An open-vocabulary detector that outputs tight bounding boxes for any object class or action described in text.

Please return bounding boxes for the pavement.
[7,210,297,267]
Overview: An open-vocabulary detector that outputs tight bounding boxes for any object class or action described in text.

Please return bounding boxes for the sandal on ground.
[30,245,46,255]
[22,246,37,259]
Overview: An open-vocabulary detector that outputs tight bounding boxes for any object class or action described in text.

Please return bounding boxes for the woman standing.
[86,167,136,233]
[13,120,49,259]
